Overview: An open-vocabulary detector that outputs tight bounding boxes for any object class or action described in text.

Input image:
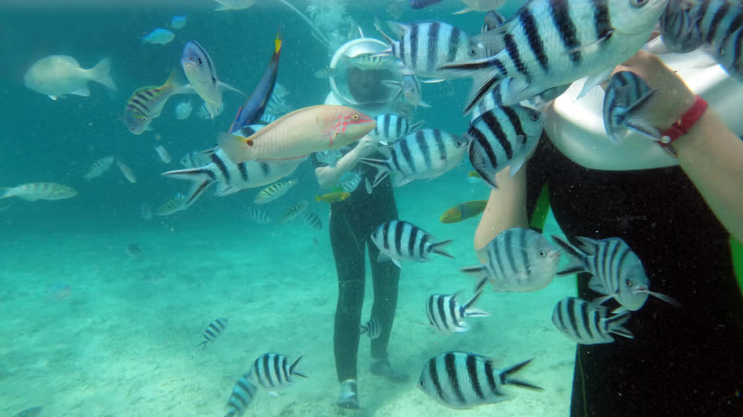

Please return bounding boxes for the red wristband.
[660,95,708,147]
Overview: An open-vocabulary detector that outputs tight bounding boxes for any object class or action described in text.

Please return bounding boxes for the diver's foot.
[336,379,359,410]
[370,359,409,383]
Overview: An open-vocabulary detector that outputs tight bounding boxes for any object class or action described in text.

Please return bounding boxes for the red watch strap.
[660,96,708,147]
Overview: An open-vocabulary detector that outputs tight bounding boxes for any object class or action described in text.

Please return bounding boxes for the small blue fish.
[142,28,175,45]
[170,15,187,30]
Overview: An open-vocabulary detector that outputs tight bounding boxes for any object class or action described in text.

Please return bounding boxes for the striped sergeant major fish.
[337,170,362,192]
[224,372,258,417]
[230,29,282,137]
[83,155,115,181]
[417,352,543,409]
[253,179,299,205]
[278,200,309,224]
[552,296,634,344]
[362,129,468,188]
[156,193,188,216]
[660,0,743,56]
[246,208,273,224]
[163,141,307,207]
[426,290,489,335]
[375,20,486,79]
[1,182,77,201]
[301,210,323,230]
[196,318,228,350]
[248,353,308,395]
[658,0,706,53]
[470,80,570,121]
[360,318,382,339]
[461,228,560,292]
[368,113,425,145]
[552,235,682,312]
[440,0,668,113]
[466,105,545,190]
[370,220,454,269]
[123,71,186,135]
[603,71,662,144]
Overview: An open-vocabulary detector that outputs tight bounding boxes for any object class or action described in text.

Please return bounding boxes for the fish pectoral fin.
[508,151,527,178]
[219,81,246,97]
[564,30,613,56]
[576,68,613,100]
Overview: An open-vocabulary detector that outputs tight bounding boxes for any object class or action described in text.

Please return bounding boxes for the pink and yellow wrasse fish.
[219,105,376,163]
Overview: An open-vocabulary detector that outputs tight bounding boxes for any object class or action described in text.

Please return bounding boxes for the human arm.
[617,51,743,243]
[473,167,530,261]
[314,136,378,190]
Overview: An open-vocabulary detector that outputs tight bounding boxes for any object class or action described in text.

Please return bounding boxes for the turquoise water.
[2,1,583,416]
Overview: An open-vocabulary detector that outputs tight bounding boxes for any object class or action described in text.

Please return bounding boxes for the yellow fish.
[315,192,351,203]
[439,200,488,224]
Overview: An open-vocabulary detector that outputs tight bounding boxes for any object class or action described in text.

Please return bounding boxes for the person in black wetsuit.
[314,65,409,410]
[474,51,743,416]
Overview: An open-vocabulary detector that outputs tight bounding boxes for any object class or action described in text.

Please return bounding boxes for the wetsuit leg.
[365,180,401,360]
[330,207,367,383]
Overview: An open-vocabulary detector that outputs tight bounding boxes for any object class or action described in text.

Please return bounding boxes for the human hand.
[613,50,696,132]
[351,135,378,159]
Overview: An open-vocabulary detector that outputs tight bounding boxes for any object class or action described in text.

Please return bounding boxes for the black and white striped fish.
[360,318,382,339]
[156,193,188,216]
[163,144,306,207]
[552,235,682,312]
[383,74,439,108]
[471,81,569,121]
[301,210,323,230]
[315,149,342,167]
[368,113,425,145]
[370,220,453,269]
[253,179,299,205]
[603,71,662,144]
[248,353,308,395]
[466,105,545,190]
[337,170,362,192]
[552,296,634,344]
[417,352,543,410]
[278,200,309,224]
[376,20,486,78]
[426,291,489,335]
[362,129,467,187]
[224,373,258,417]
[196,318,228,350]
[246,208,273,224]
[440,0,668,113]
[461,228,560,292]
[658,0,705,53]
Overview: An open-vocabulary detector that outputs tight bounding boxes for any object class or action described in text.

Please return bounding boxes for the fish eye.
[539,249,546,257]
[197,57,203,65]
[626,279,633,287]
[531,112,541,121]
[352,114,359,120]
[468,47,478,57]
[630,0,649,7]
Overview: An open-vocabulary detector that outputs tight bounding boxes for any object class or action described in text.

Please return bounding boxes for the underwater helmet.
[327,37,402,110]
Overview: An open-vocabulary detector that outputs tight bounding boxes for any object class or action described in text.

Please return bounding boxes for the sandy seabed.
[0,188,577,417]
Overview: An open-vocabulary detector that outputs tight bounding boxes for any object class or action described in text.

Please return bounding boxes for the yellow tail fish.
[440,200,488,223]
[220,105,376,163]
[315,192,351,203]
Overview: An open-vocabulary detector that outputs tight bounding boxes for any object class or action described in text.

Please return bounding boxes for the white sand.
[0,182,577,417]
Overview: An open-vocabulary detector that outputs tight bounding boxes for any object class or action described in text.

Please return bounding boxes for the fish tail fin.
[290,355,308,379]
[90,58,116,91]
[218,132,253,164]
[462,290,490,317]
[196,340,208,351]
[274,26,283,54]
[410,119,426,131]
[439,57,505,114]
[374,19,395,46]
[551,235,588,276]
[467,138,500,190]
[161,167,215,206]
[623,88,662,141]
[606,312,634,339]
[429,239,454,258]
[360,158,391,187]
[501,359,543,390]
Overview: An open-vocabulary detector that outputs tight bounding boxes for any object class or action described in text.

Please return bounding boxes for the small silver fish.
[360,318,382,339]
[254,179,299,205]
[174,100,193,120]
[181,41,241,119]
[248,353,308,395]
[301,210,323,230]
[246,208,273,224]
[155,144,172,163]
[383,74,433,108]
[156,194,188,216]
[24,55,116,100]
[171,15,187,30]
[116,160,137,183]
[371,220,453,269]
[197,318,228,350]
[426,291,489,335]
[552,296,634,345]
[277,201,309,224]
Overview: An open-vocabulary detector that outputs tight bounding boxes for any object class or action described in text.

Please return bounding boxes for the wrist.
[658,95,709,157]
